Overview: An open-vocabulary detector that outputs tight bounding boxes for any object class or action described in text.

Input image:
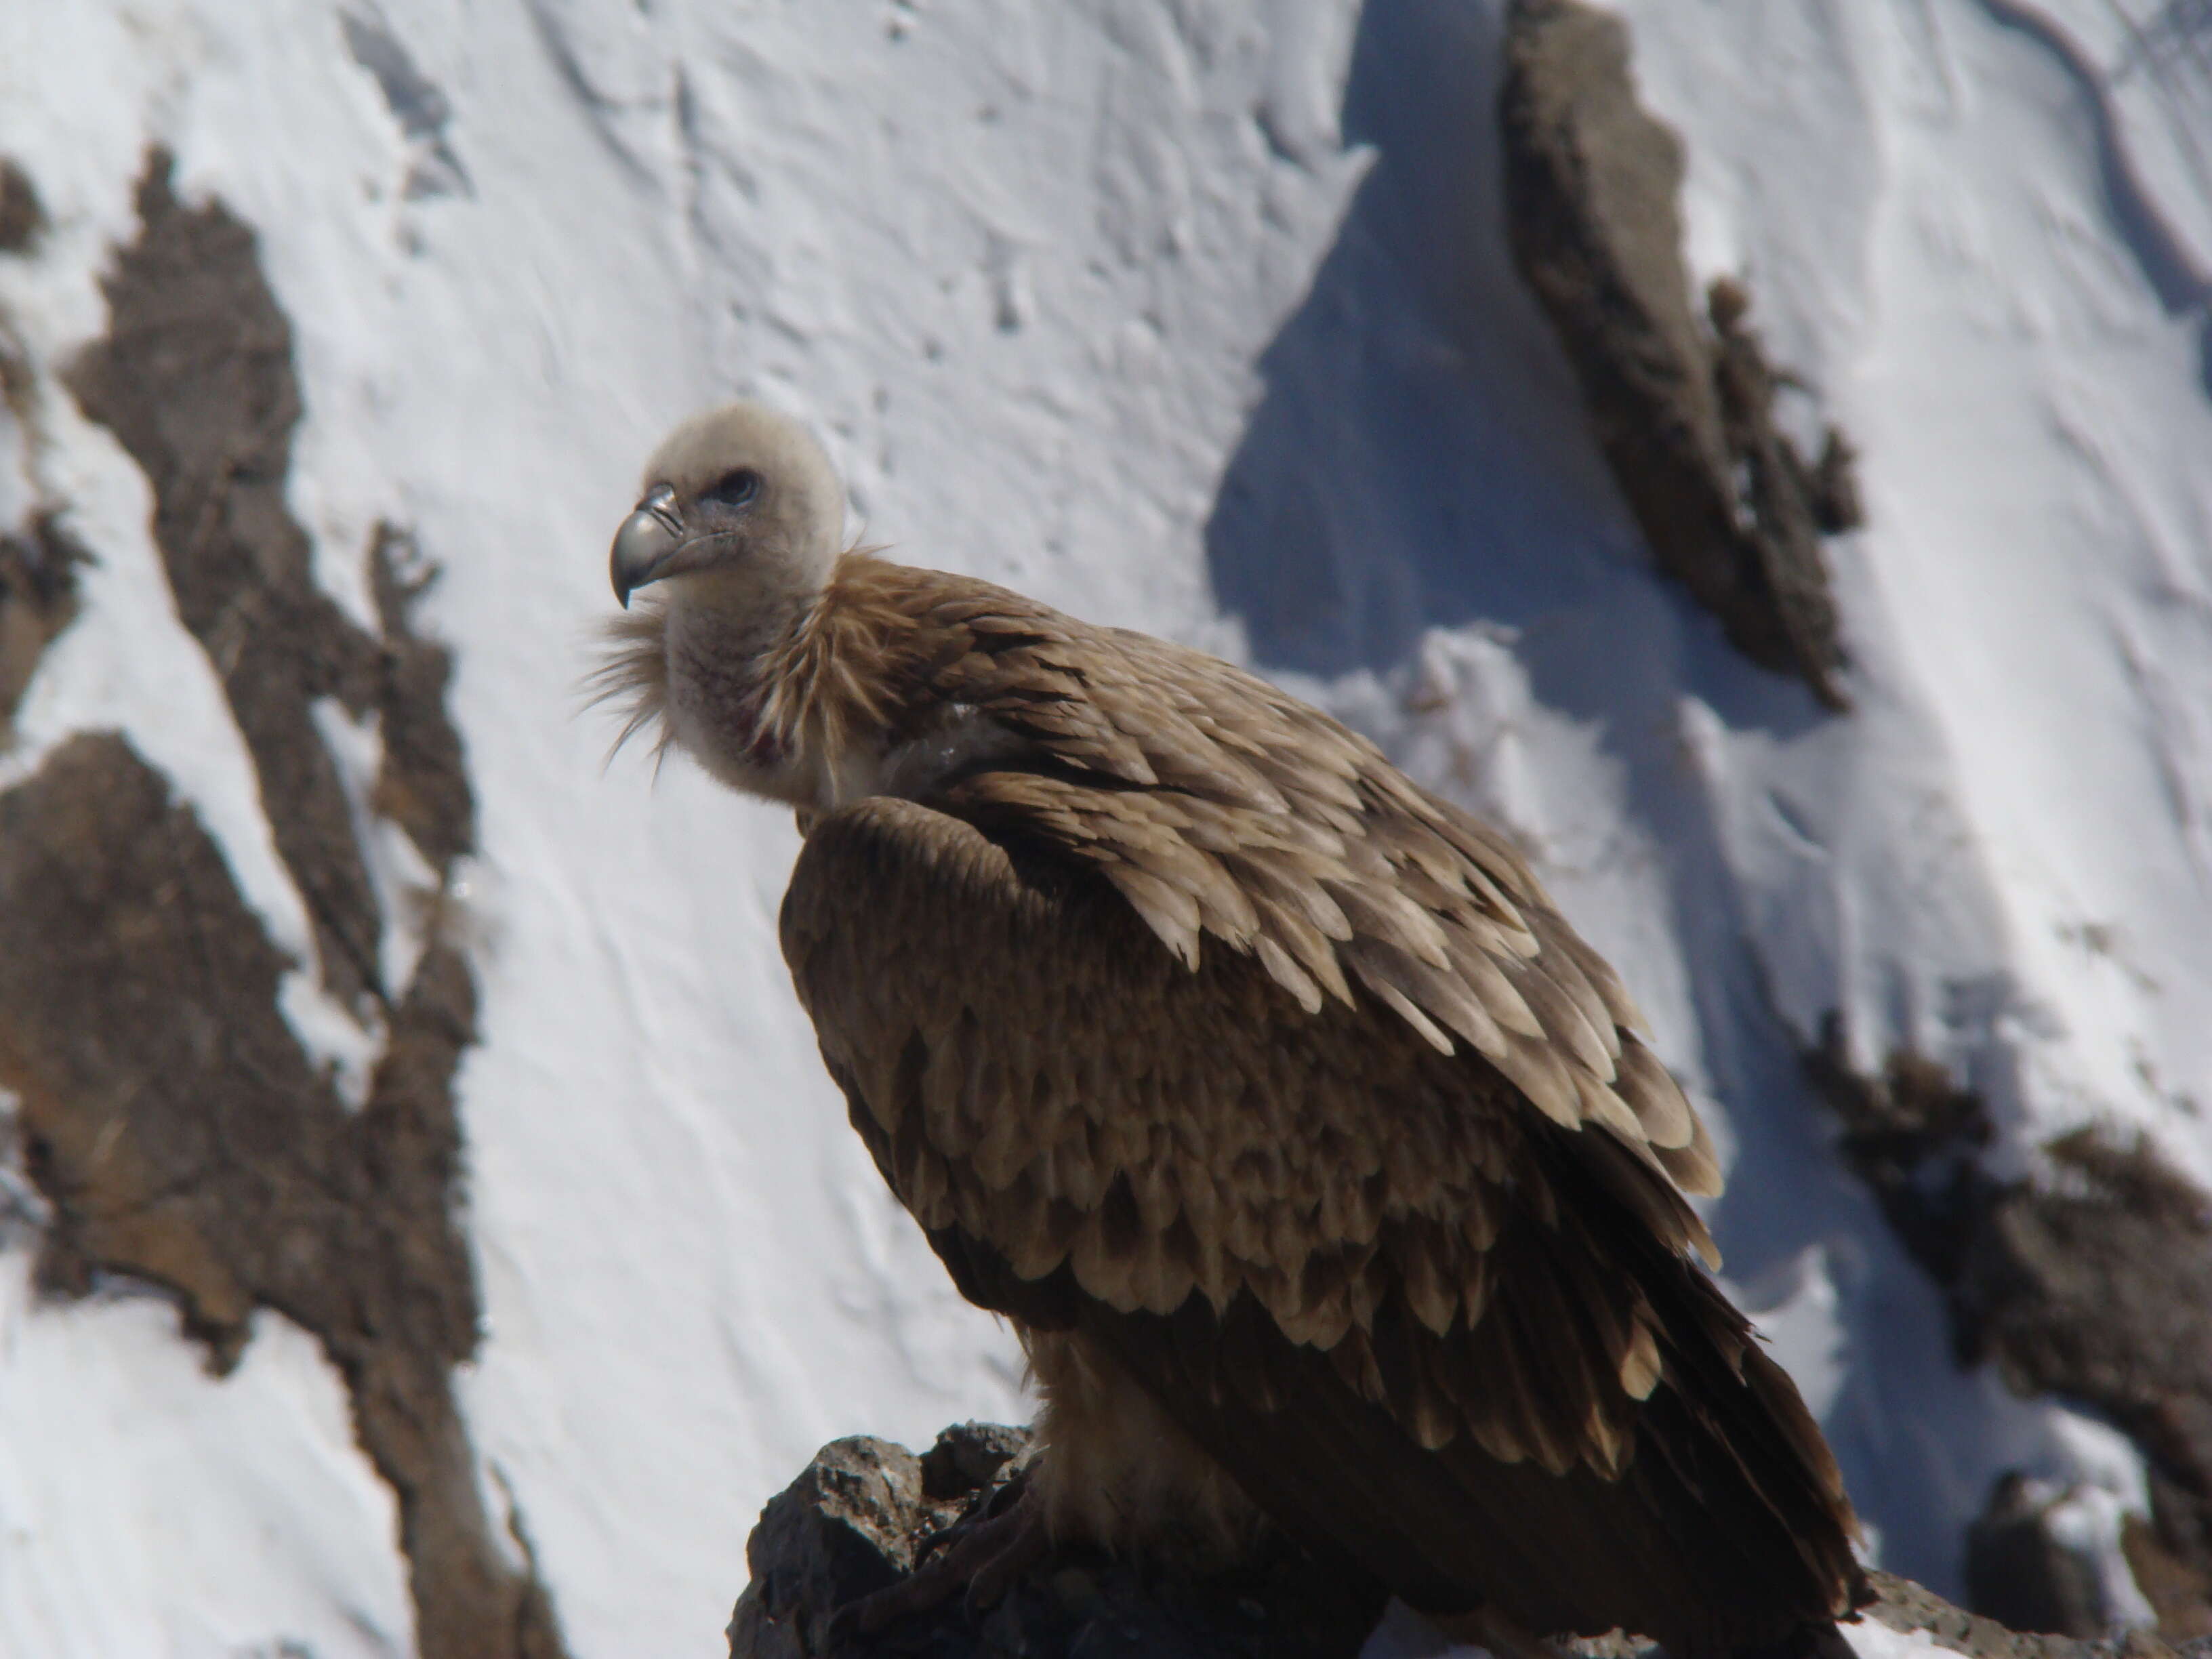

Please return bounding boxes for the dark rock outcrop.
[1967,1134,2212,1642]
[67,149,394,1011]
[732,1427,2212,1659]
[1498,0,1854,710]
[0,509,84,743]
[1966,1474,2111,1639]
[0,148,568,1659]
[0,158,41,256]
[1862,1568,2209,1659]
[1807,1018,2212,1641]
[729,1425,1383,1659]
[1803,1013,1998,1291]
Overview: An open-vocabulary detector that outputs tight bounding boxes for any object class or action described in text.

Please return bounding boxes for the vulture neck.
[656,552,1016,814]
[659,574,817,804]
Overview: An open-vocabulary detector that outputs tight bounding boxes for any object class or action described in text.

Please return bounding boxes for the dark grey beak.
[611,483,686,609]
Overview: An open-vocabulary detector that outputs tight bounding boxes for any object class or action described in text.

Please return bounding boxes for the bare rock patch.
[1807,1017,2212,1640]
[1498,0,1855,710]
[0,146,569,1659]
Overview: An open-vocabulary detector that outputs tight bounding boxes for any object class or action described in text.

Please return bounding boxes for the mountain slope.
[0,1,2207,1654]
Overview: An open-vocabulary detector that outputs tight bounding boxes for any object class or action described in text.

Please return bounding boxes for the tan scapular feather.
[606,402,1867,1658]
[705,532,1730,1297]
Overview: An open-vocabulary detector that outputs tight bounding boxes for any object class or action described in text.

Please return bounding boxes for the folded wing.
[780,794,1864,1657]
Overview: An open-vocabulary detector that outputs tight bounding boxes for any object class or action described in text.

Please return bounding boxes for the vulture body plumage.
[598,403,1868,1657]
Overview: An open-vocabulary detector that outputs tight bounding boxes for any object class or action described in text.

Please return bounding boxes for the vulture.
[596,402,1868,1656]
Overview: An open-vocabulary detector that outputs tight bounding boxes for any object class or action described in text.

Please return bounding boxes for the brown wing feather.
[780,796,1866,1654]
[817,558,1723,1205]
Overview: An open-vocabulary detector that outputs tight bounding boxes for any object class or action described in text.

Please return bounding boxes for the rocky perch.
[729,1425,2212,1659]
[728,1425,1382,1659]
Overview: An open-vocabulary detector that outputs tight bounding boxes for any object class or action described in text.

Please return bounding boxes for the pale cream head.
[609,401,847,610]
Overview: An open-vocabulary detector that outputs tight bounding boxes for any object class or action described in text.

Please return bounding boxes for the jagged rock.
[1807,1018,2212,1642]
[1497,0,1853,710]
[0,509,84,743]
[728,1436,951,1659]
[0,159,41,255]
[729,1425,1383,1658]
[1861,1568,2212,1659]
[1964,1134,2212,1642]
[1966,1475,2109,1638]
[1802,1012,1996,1288]
[731,1427,2212,1659]
[1,146,565,1659]
[920,1422,1030,1504]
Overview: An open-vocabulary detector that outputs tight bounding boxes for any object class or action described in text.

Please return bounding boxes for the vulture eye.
[704,468,762,509]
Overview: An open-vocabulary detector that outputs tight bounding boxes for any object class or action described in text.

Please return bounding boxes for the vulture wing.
[781,785,1864,1656]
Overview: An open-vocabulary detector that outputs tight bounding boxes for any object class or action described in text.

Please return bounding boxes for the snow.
[0,0,2207,1653]
[0,1263,412,1659]
[1844,1621,1963,1659]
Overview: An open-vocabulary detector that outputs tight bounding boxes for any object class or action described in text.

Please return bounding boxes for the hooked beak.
[610,483,687,609]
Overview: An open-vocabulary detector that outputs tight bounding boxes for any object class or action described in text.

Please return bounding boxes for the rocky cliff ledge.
[729,1425,2212,1659]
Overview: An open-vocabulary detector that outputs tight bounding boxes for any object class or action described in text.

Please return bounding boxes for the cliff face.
[1496,2,2212,1642]
[0,0,2209,1654]
[0,150,563,1659]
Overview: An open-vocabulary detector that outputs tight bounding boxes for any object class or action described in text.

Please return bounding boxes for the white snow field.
[0,0,2208,1654]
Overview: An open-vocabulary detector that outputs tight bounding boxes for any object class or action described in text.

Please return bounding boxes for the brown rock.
[1966,1474,2110,1638]
[729,1426,1384,1659]
[1809,1014,2212,1642]
[1498,0,1853,710]
[0,734,563,1659]
[66,146,388,1009]
[0,510,84,743]
[0,159,42,256]
[3,144,569,1659]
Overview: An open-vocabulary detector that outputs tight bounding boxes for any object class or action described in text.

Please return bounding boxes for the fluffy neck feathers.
[596,552,984,811]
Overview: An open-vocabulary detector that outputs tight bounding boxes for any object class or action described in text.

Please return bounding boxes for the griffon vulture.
[596,402,1866,1656]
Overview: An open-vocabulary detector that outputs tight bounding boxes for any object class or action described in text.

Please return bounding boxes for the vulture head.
[609,401,846,612]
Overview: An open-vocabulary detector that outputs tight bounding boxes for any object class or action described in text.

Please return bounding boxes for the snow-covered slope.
[0,1,2207,1654]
